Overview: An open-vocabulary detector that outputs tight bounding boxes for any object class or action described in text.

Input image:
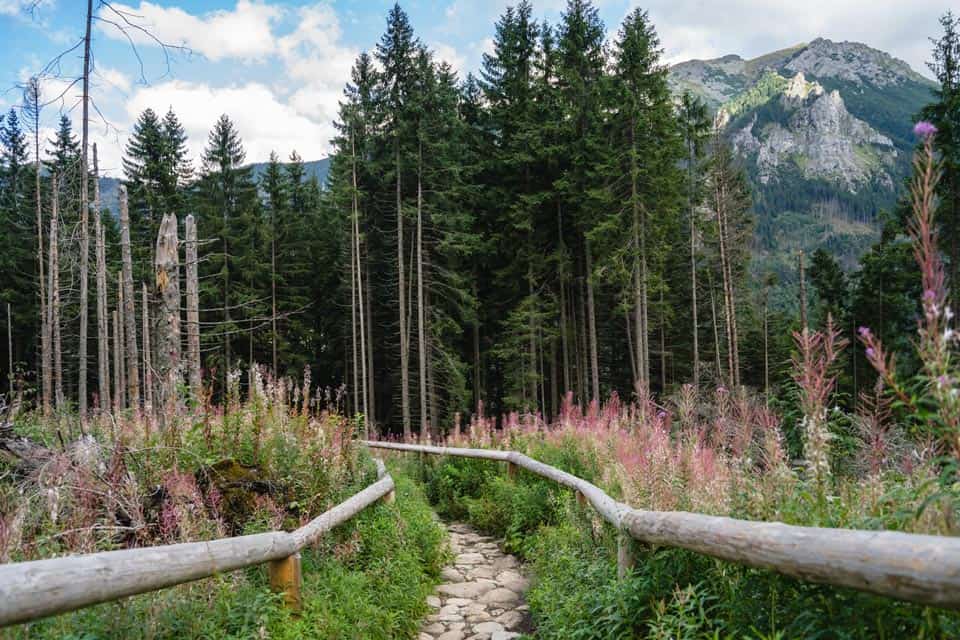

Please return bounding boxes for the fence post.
[575,490,587,508]
[507,461,517,480]
[268,552,302,612]
[384,488,396,504]
[617,531,634,579]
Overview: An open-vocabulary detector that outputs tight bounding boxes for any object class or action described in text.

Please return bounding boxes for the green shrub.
[3,474,445,640]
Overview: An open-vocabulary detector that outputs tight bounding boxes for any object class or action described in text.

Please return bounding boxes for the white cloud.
[124,80,335,169]
[431,42,466,75]
[0,0,50,17]
[636,0,942,78]
[97,0,282,62]
[95,66,132,93]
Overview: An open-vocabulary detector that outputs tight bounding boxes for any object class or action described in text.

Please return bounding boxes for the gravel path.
[418,522,531,640]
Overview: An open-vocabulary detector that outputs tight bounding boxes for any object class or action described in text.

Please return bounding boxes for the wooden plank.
[362,440,960,609]
[268,552,302,612]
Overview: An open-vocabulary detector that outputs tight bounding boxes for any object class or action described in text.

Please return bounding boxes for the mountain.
[669,38,936,305]
[97,157,331,216]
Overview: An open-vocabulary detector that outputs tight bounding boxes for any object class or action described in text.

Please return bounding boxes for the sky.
[0,0,948,176]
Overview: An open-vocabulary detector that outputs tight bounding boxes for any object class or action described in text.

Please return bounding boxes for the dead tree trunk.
[112,309,121,414]
[351,134,369,432]
[799,250,808,334]
[48,180,62,409]
[416,142,427,435]
[584,240,600,403]
[28,79,49,415]
[94,145,110,413]
[116,274,125,410]
[6,303,12,392]
[364,260,375,428]
[349,190,359,416]
[142,283,153,421]
[184,215,201,398]
[77,0,93,418]
[396,145,410,440]
[118,187,140,409]
[155,213,181,425]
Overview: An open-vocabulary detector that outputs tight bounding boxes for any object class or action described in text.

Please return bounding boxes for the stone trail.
[419,522,531,640]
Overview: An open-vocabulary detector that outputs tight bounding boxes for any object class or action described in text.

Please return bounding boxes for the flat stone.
[479,588,520,605]
[437,631,465,640]
[468,566,496,579]
[473,621,505,634]
[418,633,433,640]
[496,610,525,629]
[423,622,446,634]
[441,567,465,582]
[497,575,529,593]
[439,604,461,616]
[446,597,472,606]
[427,596,442,608]
[456,552,485,564]
[491,556,518,571]
[437,581,496,599]
[491,632,522,640]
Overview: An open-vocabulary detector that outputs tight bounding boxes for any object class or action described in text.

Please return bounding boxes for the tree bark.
[396,145,410,440]
[6,303,12,393]
[799,250,808,334]
[142,283,153,422]
[48,180,62,409]
[77,0,93,418]
[116,273,125,410]
[714,158,739,387]
[184,215,201,398]
[31,81,49,416]
[118,186,140,408]
[416,142,428,435]
[155,213,181,424]
[94,145,110,413]
[349,194,359,416]
[112,309,121,414]
[584,240,600,403]
[557,203,570,397]
[688,139,700,389]
[364,260,375,429]
[351,133,369,433]
[708,272,723,385]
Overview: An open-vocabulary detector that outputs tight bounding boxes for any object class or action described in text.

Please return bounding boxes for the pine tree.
[195,115,262,387]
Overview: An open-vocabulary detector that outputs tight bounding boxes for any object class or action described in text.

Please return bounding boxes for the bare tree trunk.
[763,287,769,403]
[709,272,723,385]
[528,267,538,411]
[558,203,570,396]
[397,146,410,440]
[94,146,110,413]
[117,273,125,410]
[416,142,428,435]
[351,133,369,434]
[689,145,700,389]
[799,250,808,334]
[6,303,12,392]
[112,309,121,414]
[584,240,600,403]
[77,0,93,418]
[29,79,49,415]
[576,272,588,405]
[155,213,181,425]
[349,196,359,416]
[184,215,201,398]
[630,124,648,392]
[270,205,278,377]
[48,180,62,409]
[142,283,153,422]
[472,279,481,411]
[118,187,140,408]
[659,287,667,391]
[626,311,638,384]
[715,166,739,387]
[365,260,375,428]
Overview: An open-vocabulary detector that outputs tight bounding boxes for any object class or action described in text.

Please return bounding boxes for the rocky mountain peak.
[783,37,926,87]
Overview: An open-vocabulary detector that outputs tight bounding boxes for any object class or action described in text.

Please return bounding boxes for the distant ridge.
[98,157,331,216]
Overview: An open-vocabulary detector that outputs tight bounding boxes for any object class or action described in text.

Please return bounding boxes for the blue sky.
[0,0,947,176]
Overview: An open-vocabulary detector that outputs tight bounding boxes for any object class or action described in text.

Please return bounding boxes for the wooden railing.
[0,460,395,628]
[365,441,960,610]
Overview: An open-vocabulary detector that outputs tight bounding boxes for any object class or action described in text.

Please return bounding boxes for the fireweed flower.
[858,326,871,338]
[913,121,937,138]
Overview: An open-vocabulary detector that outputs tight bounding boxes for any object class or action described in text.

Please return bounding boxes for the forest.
[3,1,948,439]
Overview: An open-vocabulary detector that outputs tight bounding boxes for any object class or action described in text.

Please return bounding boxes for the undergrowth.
[2,474,446,640]
[401,446,960,639]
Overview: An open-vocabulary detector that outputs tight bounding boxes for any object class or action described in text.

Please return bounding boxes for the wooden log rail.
[0,460,395,628]
[365,440,960,610]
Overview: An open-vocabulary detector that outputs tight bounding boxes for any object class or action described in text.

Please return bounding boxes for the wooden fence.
[0,460,395,628]
[365,440,960,610]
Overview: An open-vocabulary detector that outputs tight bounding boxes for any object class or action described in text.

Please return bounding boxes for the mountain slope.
[669,38,936,300]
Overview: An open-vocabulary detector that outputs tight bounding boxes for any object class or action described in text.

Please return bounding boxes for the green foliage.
[6,474,445,640]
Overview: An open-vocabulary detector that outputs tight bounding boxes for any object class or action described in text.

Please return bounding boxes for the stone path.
[419,522,531,640]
